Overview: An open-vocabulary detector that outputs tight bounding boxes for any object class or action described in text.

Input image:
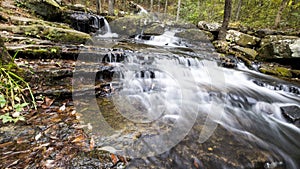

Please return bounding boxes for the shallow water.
[72,29,300,168]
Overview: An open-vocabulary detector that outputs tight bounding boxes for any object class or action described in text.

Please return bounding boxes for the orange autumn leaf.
[71,135,85,143]
[110,153,119,165]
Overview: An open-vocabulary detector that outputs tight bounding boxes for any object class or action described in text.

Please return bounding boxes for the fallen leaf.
[71,135,85,143]
[89,136,95,150]
[111,153,119,165]
[42,97,54,109]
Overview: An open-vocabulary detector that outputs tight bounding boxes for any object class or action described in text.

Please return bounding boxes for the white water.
[97,18,118,38]
[75,27,300,168]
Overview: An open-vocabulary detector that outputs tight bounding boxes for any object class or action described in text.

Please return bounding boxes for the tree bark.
[150,0,154,12]
[164,0,168,14]
[108,0,114,16]
[218,0,232,40]
[275,0,289,28]
[96,0,102,15]
[158,0,161,11]
[176,0,181,21]
[234,0,242,21]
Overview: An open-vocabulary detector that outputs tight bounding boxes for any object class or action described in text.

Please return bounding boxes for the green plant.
[0,65,36,124]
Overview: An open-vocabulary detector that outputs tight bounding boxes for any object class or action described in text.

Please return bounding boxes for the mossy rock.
[232,45,258,60]
[1,24,91,44]
[175,29,213,42]
[19,0,63,21]
[212,40,231,54]
[42,26,91,43]
[109,15,146,36]
[259,65,292,78]
[258,35,299,60]
[226,30,260,47]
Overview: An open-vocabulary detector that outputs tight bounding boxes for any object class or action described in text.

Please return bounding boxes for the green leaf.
[0,94,6,108]
[0,113,13,124]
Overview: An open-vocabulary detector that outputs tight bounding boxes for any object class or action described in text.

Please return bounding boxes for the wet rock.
[259,64,292,78]
[232,45,258,60]
[280,106,300,124]
[226,30,260,47]
[109,16,145,36]
[143,22,165,35]
[65,11,105,33]
[258,35,299,60]
[0,24,90,44]
[219,56,237,68]
[197,21,221,32]
[212,40,231,53]
[175,29,214,42]
[17,0,62,21]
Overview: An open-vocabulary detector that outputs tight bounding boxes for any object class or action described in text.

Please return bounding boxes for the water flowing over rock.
[66,11,106,33]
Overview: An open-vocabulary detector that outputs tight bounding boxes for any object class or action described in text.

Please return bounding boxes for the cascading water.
[74,26,300,168]
[96,18,118,38]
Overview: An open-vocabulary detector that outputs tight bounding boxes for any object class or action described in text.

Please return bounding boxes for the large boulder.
[232,45,258,60]
[290,38,300,58]
[0,24,91,44]
[212,40,231,53]
[257,35,299,60]
[226,30,260,47]
[110,16,150,36]
[175,29,214,42]
[197,21,221,32]
[17,0,62,21]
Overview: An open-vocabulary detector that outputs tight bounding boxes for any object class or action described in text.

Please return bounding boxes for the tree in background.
[234,0,242,21]
[164,0,168,14]
[275,0,290,28]
[218,0,232,40]
[96,0,102,15]
[150,0,154,12]
[176,0,181,21]
[108,0,114,15]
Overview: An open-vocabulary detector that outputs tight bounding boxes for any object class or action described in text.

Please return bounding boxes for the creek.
[71,21,300,169]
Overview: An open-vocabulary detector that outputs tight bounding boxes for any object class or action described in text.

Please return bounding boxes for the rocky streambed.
[1,0,300,169]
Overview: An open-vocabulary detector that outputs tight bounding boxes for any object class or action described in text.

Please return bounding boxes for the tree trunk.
[275,0,289,28]
[96,0,102,15]
[150,0,154,12]
[218,0,232,40]
[164,0,168,14]
[158,0,161,11]
[176,0,181,21]
[108,0,114,16]
[234,0,242,21]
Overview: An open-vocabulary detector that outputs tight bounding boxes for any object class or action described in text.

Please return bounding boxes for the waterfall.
[103,18,111,33]
[96,17,118,38]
